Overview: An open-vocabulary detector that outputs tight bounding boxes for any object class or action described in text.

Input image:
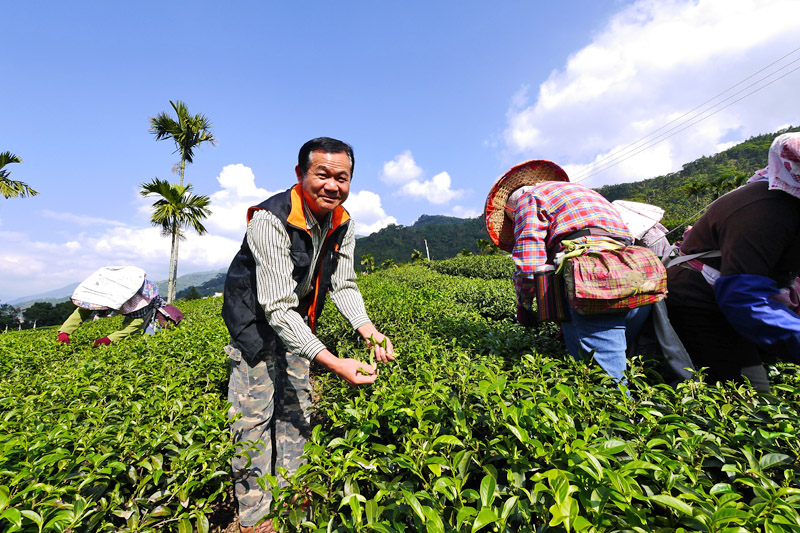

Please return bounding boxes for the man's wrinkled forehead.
[307,150,353,175]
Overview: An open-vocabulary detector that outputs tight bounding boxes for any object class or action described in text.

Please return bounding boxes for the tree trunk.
[179,159,185,188]
[168,227,180,303]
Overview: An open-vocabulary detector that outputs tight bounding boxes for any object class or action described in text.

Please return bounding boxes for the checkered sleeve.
[511,195,549,310]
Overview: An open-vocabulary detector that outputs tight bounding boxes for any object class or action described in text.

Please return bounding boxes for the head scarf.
[747,132,800,199]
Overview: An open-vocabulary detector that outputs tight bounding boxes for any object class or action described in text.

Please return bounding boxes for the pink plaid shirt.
[511,182,632,308]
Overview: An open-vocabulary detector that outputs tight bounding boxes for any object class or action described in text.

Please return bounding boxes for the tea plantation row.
[2,256,800,532]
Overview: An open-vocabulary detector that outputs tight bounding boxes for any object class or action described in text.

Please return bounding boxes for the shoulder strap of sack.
[663,249,721,268]
[548,227,633,263]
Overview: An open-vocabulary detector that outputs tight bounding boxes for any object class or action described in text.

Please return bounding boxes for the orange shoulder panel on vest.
[246,206,262,224]
[247,184,351,234]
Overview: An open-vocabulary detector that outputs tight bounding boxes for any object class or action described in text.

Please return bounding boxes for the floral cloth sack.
[562,244,667,314]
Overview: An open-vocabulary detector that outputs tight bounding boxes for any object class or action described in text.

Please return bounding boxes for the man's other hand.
[314,350,377,386]
[336,358,378,386]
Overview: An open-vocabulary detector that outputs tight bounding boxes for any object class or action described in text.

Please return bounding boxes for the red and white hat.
[484,159,569,252]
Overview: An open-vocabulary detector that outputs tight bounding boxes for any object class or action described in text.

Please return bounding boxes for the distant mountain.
[154,268,227,297]
[176,272,226,299]
[353,215,488,264]
[9,268,227,309]
[8,282,81,307]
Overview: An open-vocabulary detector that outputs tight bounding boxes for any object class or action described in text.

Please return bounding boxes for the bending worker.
[485,159,654,382]
[57,265,169,346]
[666,132,800,389]
[221,137,395,533]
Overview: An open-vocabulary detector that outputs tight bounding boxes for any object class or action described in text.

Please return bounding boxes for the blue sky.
[2,0,799,301]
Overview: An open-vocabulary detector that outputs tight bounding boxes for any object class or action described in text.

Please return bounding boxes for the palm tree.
[149,101,216,187]
[0,152,38,199]
[140,178,211,303]
[410,249,424,263]
[710,176,733,200]
[682,180,709,207]
[729,172,749,189]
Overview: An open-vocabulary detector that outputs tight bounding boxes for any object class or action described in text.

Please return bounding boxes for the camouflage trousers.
[225,344,312,528]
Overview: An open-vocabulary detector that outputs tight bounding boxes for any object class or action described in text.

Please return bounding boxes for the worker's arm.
[715,274,800,361]
[105,317,145,343]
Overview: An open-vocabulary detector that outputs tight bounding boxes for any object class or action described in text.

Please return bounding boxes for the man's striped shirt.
[246,204,370,360]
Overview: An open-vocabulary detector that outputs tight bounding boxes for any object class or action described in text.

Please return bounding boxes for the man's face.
[296,150,352,220]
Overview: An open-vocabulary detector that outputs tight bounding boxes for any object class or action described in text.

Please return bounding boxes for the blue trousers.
[561,304,652,381]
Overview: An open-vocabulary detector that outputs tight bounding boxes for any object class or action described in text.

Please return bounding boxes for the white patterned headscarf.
[747,132,800,199]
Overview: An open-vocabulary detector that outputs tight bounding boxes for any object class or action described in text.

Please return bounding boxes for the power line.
[574,63,800,184]
[569,47,800,184]
[572,53,800,183]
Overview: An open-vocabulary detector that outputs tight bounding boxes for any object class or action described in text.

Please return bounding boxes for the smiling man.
[222,137,394,532]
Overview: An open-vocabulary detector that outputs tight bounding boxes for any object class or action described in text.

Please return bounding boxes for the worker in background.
[484,159,660,383]
[666,132,800,390]
[57,266,181,346]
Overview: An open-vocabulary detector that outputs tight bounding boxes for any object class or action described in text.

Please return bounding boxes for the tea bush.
[300,263,800,532]
[427,255,515,280]
[3,257,800,532]
[0,298,236,532]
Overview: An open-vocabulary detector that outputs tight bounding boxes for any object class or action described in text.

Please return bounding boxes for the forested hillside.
[597,125,800,230]
[354,214,488,264]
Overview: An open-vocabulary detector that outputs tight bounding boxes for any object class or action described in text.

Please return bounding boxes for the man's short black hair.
[298,137,355,177]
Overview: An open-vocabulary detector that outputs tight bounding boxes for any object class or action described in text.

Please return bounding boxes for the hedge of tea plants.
[292,260,800,532]
[3,256,800,532]
[426,255,515,280]
[0,299,236,532]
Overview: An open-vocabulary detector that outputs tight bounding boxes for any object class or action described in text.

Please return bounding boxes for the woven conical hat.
[484,160,569,252]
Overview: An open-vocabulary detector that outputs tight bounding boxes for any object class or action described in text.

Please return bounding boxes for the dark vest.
[222,185,351,362]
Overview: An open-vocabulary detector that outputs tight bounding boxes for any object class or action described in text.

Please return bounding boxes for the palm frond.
[0,153,36,198]
[140,179,211,238]
[0,152,23,170]
[149,101,216,169]
[1,178,39,199]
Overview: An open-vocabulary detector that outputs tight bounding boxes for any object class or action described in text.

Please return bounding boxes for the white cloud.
[451,205,481,219]
[344,190,397,235]
[381,151,423,185]
[207,164,277,237]
[40,210,127,228]
[1,224,242,301]
[380,150,467,206]
[503,0,800,187]
[399,172,466,204]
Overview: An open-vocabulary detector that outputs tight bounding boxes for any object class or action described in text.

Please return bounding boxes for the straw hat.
[484,159,569,252]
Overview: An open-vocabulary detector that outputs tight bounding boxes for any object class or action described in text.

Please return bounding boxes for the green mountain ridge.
[353,215,488,265]
[596,125,800,231]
